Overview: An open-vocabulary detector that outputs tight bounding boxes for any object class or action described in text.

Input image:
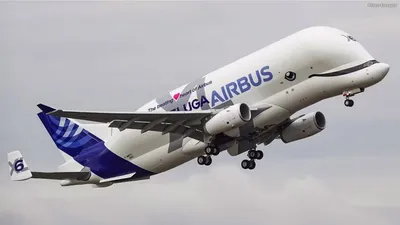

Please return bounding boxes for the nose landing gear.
[344,98,354,107]
[343,88,364,107]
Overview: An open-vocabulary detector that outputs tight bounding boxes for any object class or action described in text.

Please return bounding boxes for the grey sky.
[1,1,400,225]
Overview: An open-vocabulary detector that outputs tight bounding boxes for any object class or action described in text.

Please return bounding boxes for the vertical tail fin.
[37,104,103,161]
[8,151,32,181]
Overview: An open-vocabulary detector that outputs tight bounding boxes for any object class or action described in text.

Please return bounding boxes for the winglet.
[37,104,56,113]
[8,151,32,181]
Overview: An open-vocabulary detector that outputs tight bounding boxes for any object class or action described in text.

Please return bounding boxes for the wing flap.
[108,120,204,141]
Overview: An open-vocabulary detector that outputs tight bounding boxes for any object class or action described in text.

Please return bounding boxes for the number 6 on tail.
[8,151,32,181]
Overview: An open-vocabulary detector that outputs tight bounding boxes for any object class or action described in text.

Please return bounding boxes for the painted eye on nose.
[285,71,296,81]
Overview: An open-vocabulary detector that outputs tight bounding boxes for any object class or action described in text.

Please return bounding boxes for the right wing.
[8,151,90,181]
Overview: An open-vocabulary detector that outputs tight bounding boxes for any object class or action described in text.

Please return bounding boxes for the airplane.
[8,26,390,187]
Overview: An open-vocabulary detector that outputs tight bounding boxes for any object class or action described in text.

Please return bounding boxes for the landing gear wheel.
[248,160,256,170]
[212,147,220,156]
[204,156,212,166]
[205,146,213,155]
[255,150,264,160]
[344,99,354,107]
[241,159,249,169]
[248,150,257,159]
[197,156,206,165]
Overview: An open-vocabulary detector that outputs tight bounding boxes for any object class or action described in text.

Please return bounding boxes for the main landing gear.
[241,149,263,170]
[197,155,212,166]
[197,145,220,166]
[204,145,220,156]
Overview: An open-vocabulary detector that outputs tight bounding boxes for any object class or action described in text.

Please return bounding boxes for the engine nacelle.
[204,103,251,135]
[280,111,326,143]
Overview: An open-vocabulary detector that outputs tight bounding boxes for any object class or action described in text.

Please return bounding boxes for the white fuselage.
[100,26,389,179]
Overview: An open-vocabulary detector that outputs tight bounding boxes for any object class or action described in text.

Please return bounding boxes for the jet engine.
[204,103,251,135]
[280,111,326,143]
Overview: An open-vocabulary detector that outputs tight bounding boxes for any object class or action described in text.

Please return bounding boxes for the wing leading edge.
[47,107,214,141]
[44,103,272,141]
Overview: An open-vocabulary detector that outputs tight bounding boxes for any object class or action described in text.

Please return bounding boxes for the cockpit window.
[364,60,378,67]
[309,60,379,78]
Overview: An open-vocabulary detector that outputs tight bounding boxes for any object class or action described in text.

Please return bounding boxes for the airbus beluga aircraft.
[8,26,389,187]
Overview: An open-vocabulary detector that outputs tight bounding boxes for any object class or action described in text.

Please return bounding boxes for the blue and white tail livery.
[7,26,390,187]
[37,104,103,161]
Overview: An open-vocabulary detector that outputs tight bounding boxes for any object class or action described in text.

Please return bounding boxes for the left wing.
[47,107,214,141]
[44,104,271,141]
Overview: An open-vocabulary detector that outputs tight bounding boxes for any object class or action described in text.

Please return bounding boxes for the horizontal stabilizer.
[8,151,91,181]
[31,171,91,180]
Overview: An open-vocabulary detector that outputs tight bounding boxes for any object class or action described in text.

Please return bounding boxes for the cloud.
[1,160,399,225]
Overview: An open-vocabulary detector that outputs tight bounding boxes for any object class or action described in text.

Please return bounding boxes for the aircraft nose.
[358,62,390,88]
[373,62,390,82]
[378,63,390,79]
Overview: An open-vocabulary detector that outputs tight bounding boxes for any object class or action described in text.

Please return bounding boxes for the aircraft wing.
[49,109,213,126]
[43,103,271,141]
[47,108,213,141]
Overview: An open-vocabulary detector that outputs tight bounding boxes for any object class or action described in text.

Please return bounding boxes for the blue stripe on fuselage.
[73,142,154,179]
